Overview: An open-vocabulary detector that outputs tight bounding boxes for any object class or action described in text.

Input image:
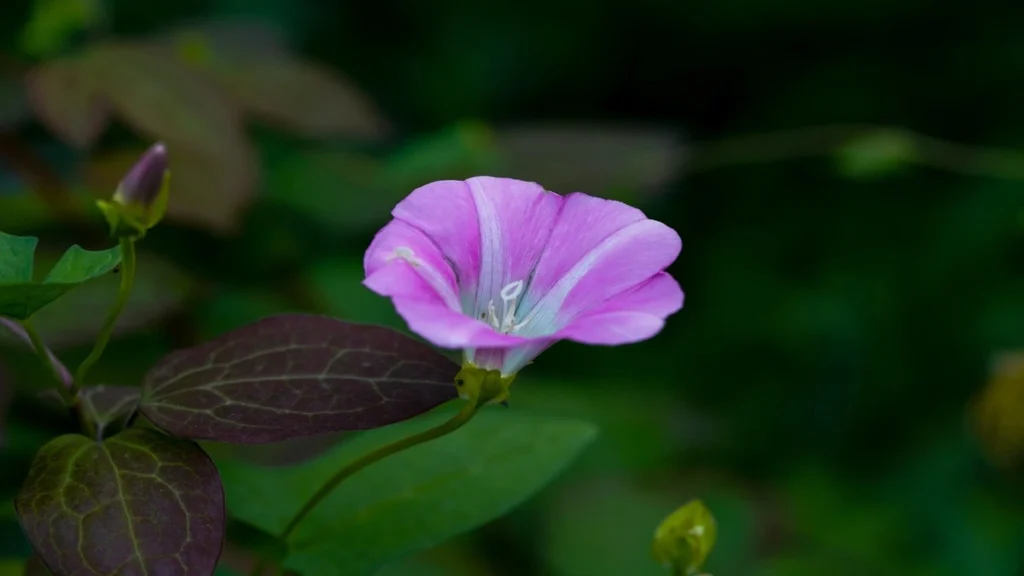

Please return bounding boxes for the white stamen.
[500,280,524,301]
[481,280,529,333]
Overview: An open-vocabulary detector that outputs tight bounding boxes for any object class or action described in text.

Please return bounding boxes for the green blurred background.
[2,0,1024,574]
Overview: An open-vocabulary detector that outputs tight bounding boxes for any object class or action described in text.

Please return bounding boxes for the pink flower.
[363,177,683,377]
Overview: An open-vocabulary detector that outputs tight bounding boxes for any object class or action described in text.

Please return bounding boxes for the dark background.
[1,0,1023,574]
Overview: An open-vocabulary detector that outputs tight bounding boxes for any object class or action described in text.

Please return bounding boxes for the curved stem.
[74,237,136,388]
[280,399,479,542]
[21,318,68,395]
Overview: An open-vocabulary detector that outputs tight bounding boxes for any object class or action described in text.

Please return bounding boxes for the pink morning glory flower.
[363,177,683,377]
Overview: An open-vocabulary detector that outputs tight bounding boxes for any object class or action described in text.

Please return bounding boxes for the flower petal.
[555,272,684,344]
[364,219,460,310]
[464,177,563,316]
[392,180,481,307]
[393,177,564,315]
[390,297,530,349]
[525,193,646,302]
[516,204,682,337]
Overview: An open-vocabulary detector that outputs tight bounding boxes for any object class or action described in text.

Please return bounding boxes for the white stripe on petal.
[469,179,505,318]
[514,220,654,336]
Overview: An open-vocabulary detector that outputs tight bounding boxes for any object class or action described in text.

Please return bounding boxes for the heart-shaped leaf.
[23,57,109,148]
[16,428,225,576]
[217,407,597,576]
[0,232,121,320]
[78,385,141,438]
[139,314,459,444]
[163,22,388,140]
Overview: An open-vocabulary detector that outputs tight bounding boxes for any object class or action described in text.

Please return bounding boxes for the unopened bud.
[652,499,716,575]
[115,142,167,207]
[96,142,171,238]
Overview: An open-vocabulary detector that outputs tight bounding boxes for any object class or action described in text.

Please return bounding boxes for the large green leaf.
[0,233,120,320]
[15,428,225,576]
[217,407,597,576]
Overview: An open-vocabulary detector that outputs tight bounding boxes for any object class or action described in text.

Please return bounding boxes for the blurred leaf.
[384,122,499,189]
[19,0,100,59]
[192,288,293,341]
[264,148,387,229]
[77,384,140,438]
[306,258,404,330]
[140,314,459,443]
[266,123,497,231]
[23,57,109,149]
[72,42,257,233]
[217,406,597,576]
[164,17,388,158]
[13,248,192,348]
[82,43,241,157]
[84,144,258,234]
[16,428,225,576]
[0,233,120,320]
[510,378,707,472]
[493,124,684,199]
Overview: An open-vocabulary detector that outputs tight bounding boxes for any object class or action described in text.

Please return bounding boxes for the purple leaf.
[0,316,72,388]
[78,385,142,438]
[23,57,110,149]
[16,428,225,576]
[139,314,459,444]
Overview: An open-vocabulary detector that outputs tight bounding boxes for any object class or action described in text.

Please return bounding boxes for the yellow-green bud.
[652,499,717,575]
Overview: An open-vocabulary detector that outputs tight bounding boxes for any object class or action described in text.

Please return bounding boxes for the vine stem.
[281,399,479,541]
[21,318,66,393]
[250,398,482,576]
[74,237,137,388]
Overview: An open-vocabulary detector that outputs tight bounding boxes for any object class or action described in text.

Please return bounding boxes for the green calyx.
[96,170,171,239]
[454,364,515,407]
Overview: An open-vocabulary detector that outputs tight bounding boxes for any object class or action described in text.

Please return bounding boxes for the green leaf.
[139,314,459,443]
[0,234,120,320]
[15,428,225,576]
[0,233,37,284]
[217,407,596,576]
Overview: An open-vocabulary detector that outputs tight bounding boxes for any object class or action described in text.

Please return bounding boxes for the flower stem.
[21,318,67,395]
[280,399,479,542]
[248,399,481,576]
[74,237,136,388]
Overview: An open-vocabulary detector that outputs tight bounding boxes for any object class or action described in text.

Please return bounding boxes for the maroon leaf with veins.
[139,314,459,444]
[16,428,225,576]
